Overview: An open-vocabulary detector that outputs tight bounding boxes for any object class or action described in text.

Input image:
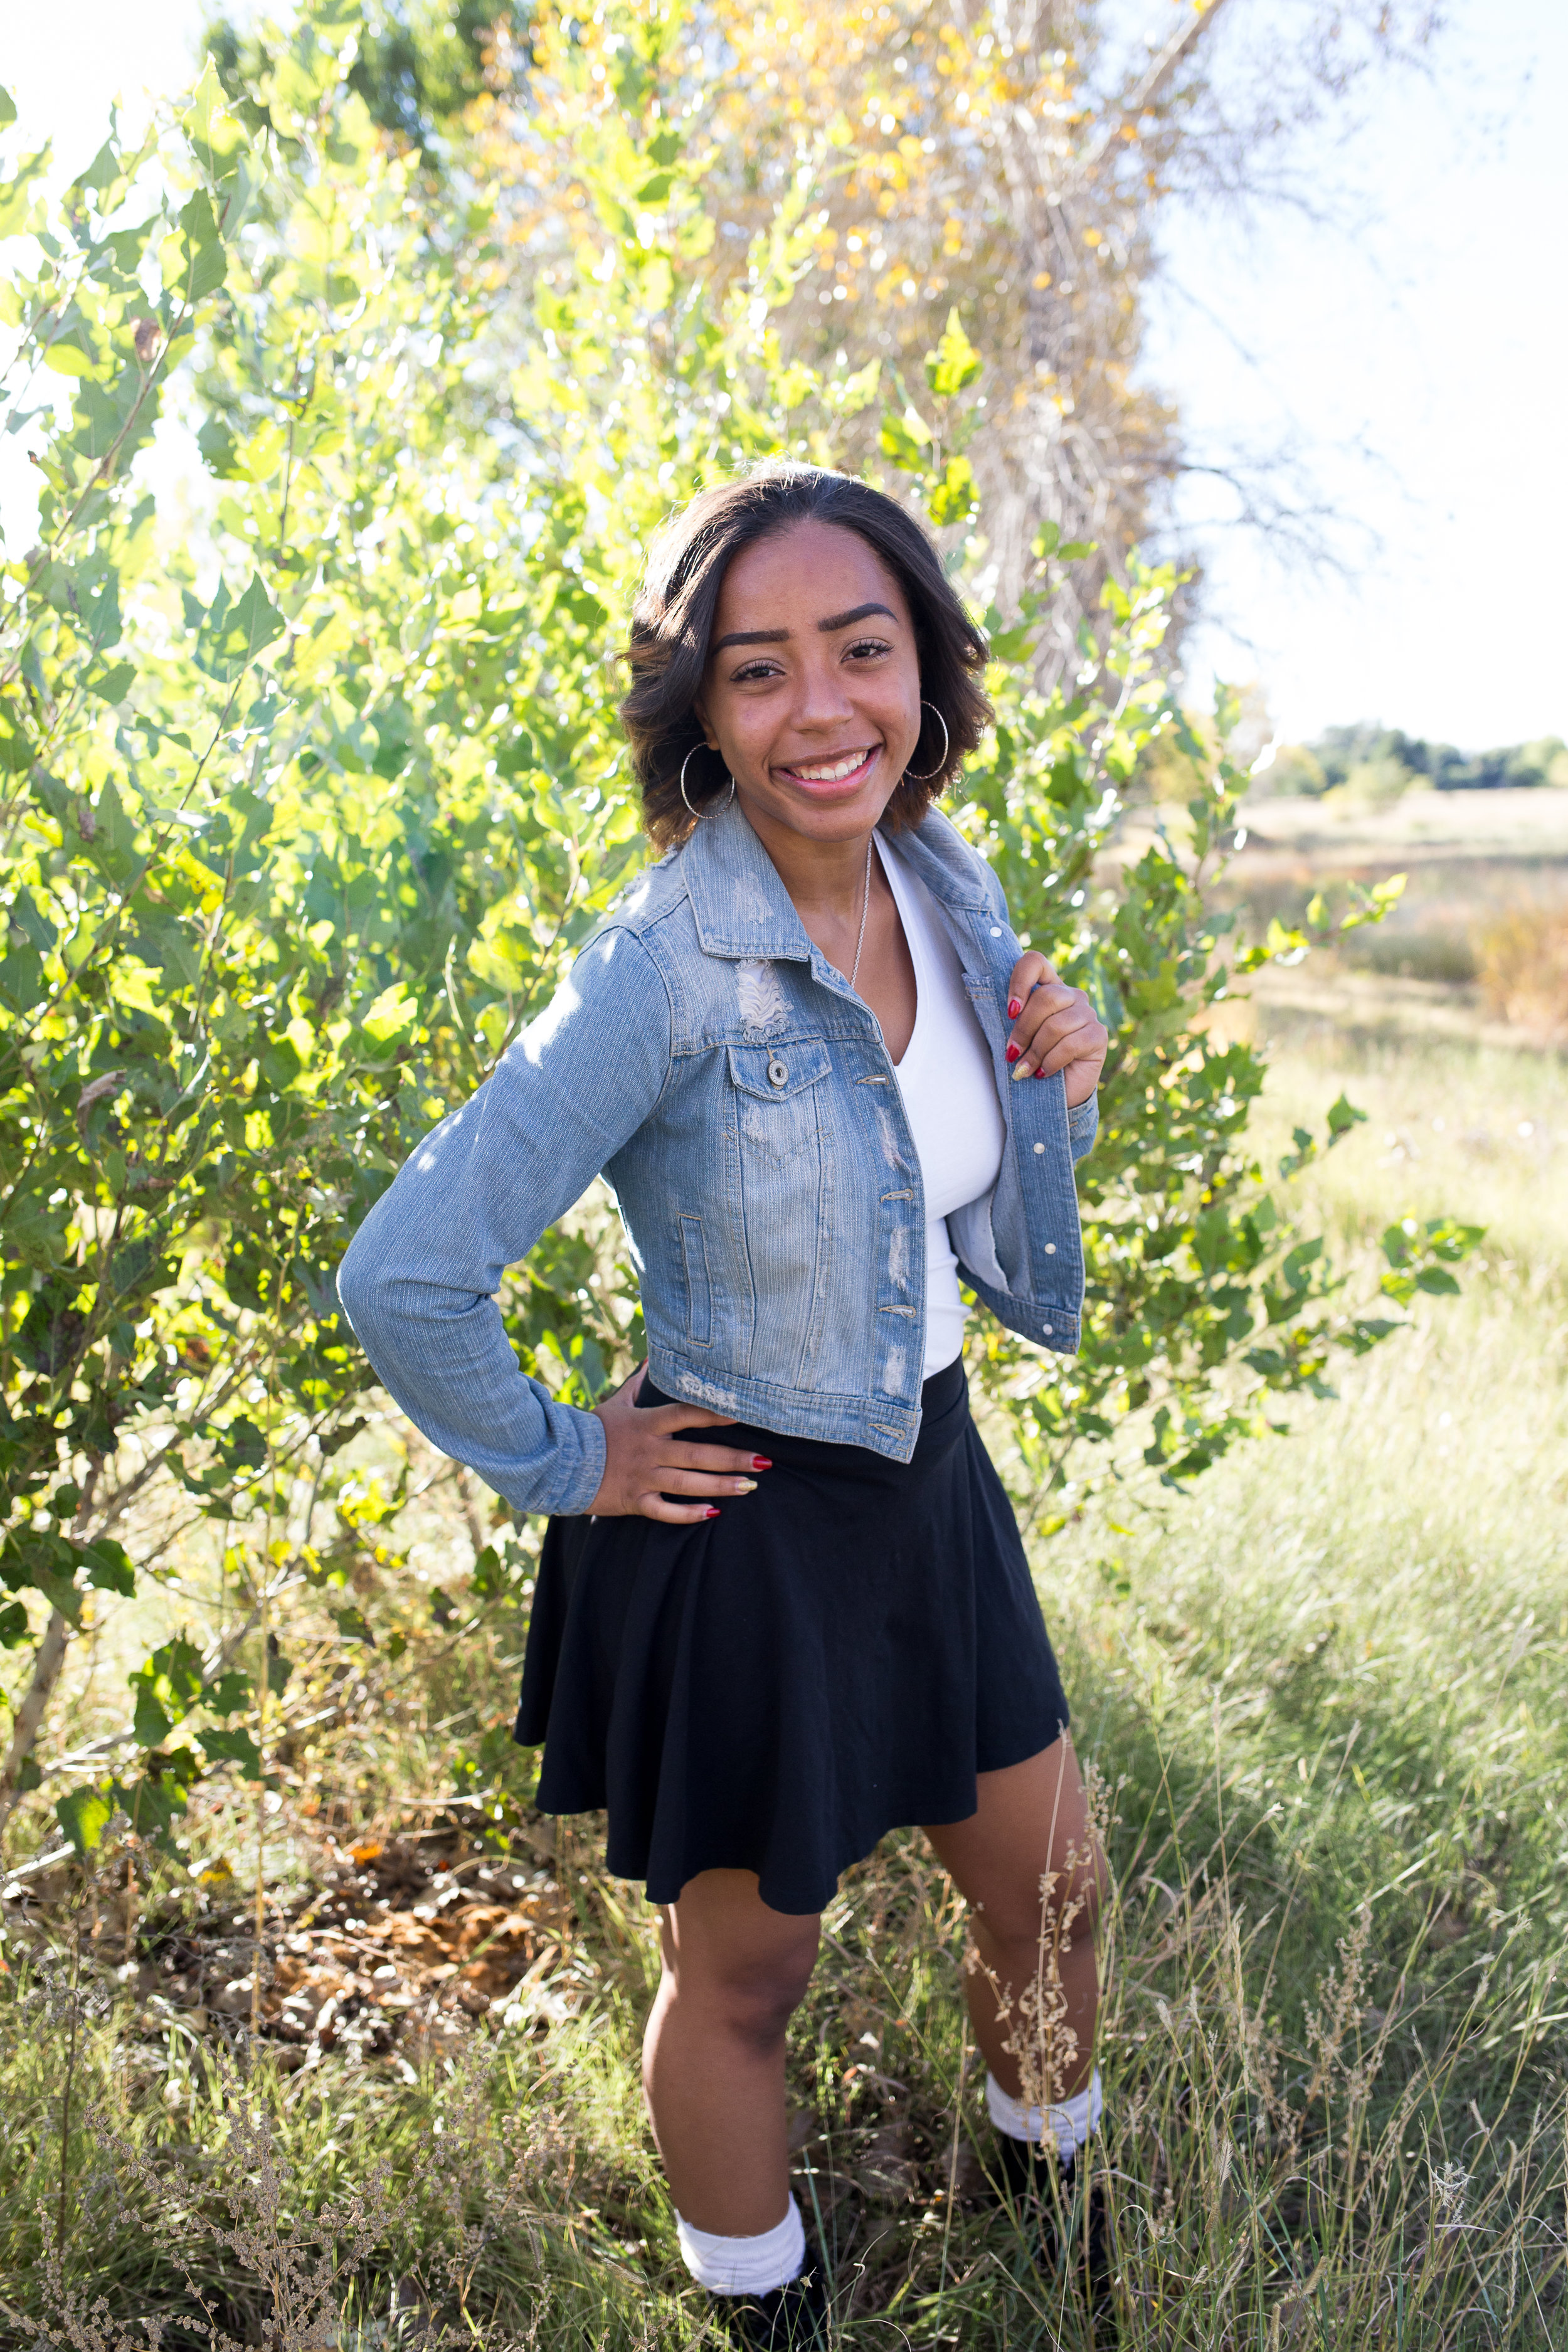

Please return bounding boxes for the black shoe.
[719,2255,829,2349]
[992,2135,1114,2309]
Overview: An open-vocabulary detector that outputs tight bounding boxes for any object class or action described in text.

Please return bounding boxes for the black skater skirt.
[513,1357,1070,1916]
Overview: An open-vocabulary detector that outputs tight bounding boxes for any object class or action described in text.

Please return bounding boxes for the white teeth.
[786,749,872,783]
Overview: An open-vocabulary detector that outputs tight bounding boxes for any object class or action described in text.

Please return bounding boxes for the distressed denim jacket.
[337,800,1096,1517]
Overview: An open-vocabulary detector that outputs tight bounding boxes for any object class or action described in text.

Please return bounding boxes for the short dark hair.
[621,464,992,853]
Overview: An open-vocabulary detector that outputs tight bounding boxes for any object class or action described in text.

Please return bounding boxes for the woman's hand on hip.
[1004,954,1108,1107]
[588,1363,770,1522]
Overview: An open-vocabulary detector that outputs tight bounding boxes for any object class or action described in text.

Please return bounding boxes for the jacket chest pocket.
[726,1039,833,1166]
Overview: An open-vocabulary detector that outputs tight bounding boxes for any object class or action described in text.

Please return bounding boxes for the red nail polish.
[752,1456,772,1470]
[705,1507,721,1519]
[1007,997,1022,1019]
[1034,1066,1047,1078]
[1005,1042,1020,1063]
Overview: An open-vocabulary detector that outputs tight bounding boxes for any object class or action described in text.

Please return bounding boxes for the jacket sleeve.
[336,926,672,1518]
[1067,1091,1098,1163]
[973,840,1100,1167]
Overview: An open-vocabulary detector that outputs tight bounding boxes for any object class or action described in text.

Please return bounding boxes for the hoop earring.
[903,699,951,782]
[679,743,737,819]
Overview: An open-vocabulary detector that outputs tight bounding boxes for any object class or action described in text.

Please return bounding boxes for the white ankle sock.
[675,2193,805,2295]
[987,2067,1103,2161]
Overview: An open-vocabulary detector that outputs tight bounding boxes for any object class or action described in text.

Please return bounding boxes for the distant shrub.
[1258,723,1568,798]
[1261,742,1328,797]
[1474,904,1568,1037]
[1327,753,1416,808]
[1342,926,1480,985]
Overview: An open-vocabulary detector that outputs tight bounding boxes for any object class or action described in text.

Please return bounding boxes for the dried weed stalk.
[963,1754,1114,2111]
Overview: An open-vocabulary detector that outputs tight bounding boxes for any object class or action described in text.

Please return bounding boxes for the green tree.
[206,0,526,156]
[0,5,1473,1857]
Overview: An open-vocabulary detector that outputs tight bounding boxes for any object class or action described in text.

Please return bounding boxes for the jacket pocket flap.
[726,1039,833,1101]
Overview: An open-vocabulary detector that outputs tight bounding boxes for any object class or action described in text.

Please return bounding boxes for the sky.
[1143,0,1568,753]
[4,0,1564,755]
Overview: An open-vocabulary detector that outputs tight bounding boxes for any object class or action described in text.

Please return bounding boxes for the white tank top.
[876,838,1007,1376]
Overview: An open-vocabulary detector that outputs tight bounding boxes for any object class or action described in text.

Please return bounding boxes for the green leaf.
[0,1600,29,1648]
[199,1725,263,1779]
[201,1668,252,1717]
[879,405,931,471]
[0,160,45,241]
[41,336,97,379]
[56,1784,114,1858]
[183,56,249,195]
[0,711,33,772]
[0,86,16,129]
[128,1636,204,1748]
[193,571,284,680]
[924,307,982,398]
[83,1539,135,1596]
[166,205,228,304]
[10,886,57,951]
[114,1768,190,1847]
[132,1685,174,1748]
[928,453,978,529]
[87,660,135,705]
[197,415,241,477]
[361,981,418,1047]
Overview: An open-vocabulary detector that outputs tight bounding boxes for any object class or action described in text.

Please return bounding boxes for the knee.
[981,1844,1106,1960]
[675,1931,818,2053]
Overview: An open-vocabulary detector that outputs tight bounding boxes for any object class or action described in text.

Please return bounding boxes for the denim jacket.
[337,800,1096,1518]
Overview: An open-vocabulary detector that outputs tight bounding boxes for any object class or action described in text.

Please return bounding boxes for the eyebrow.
[709,601,898,657]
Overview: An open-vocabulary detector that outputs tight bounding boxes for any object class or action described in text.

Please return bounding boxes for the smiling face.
[694,519,923,847]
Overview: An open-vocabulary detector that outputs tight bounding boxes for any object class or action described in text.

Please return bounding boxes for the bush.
[1474,904,1568,1038]
[0,8,1476,1862]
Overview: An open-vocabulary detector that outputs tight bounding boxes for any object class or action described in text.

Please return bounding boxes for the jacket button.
[1046,1242,1057,1254]
[1032,1141,1045,1154]
[990,925,1002,937]
[767,1057,789,1087]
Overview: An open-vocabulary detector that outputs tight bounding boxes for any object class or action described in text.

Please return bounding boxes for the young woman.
[339,465,1111,2346]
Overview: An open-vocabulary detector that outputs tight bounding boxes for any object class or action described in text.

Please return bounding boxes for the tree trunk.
[0,1610,71,1841]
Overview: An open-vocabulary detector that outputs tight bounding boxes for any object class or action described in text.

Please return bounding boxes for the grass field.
[3,965,1565,2348]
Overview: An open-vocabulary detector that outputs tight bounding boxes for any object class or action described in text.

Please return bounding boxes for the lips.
[773,745,880,791]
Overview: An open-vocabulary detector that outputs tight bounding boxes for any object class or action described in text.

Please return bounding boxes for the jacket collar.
[680,798,990,962]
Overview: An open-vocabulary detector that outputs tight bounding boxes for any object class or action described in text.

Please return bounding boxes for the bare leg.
[642,1868,821,2236]
[924,1737,1105,2102]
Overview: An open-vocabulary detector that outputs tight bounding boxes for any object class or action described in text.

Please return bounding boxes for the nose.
[787,648,859,736]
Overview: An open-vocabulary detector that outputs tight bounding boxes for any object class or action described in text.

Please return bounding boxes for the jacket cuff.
[501,1402,607,1518]
[1067,1090,1098,1163]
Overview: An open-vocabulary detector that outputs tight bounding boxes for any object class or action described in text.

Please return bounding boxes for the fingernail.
[751,1456,773,1470]
[1011,1061,1031,1082]
[1005,1041,1020,1063]
[1007,997,1022,1020]
[704,1507,721,1520]
[734,1478,758,1493]
[1034,1066,1047,1078]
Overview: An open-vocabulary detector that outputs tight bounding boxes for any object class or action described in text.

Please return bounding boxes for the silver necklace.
[847,835,875,992]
